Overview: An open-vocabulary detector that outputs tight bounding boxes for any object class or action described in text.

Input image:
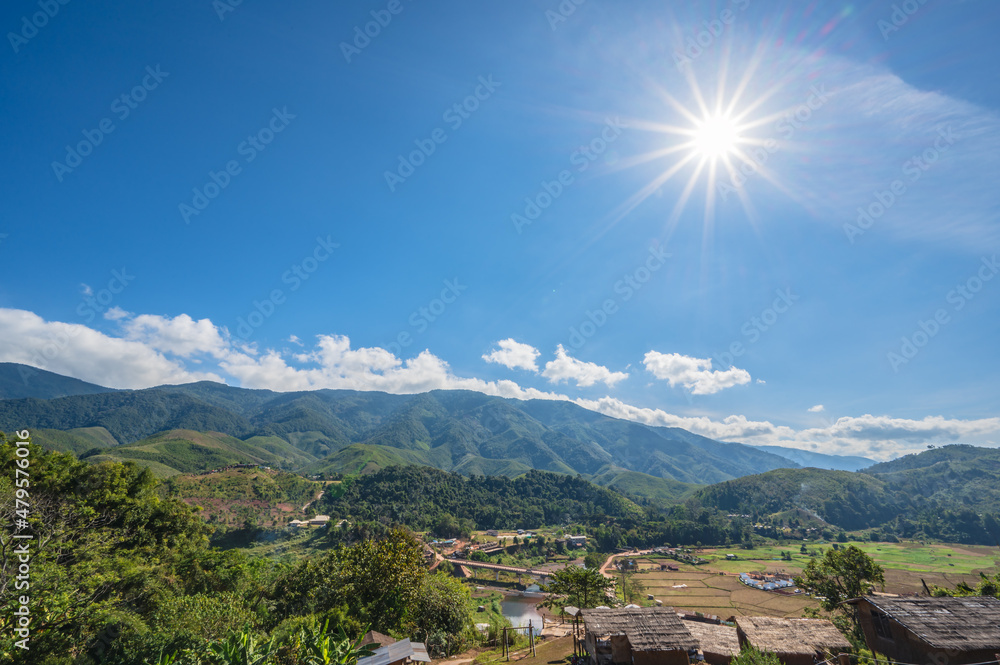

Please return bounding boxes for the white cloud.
[769,57,1000,249]
[1,307,998,461]
[103,306,131,321]
[0,308,222,389]
[808,404,825,413]
[541,345,628,388]
[643,351,751,395]
[482,338,540,372]
[122,313,229,359]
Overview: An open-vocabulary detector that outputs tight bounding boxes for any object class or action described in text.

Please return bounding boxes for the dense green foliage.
[731,645,783,665]
[931,571,1000,598]
[795,546,885,644]
[319,465,645,530]
[0,434,477,664]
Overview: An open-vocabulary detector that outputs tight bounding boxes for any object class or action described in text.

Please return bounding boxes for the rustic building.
[847,595,1000,665]
[581,606,698,665]
[735,616,850,665]
[683,620,740,665]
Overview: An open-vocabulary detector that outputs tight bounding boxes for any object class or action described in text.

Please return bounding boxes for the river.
[500,595,544,636]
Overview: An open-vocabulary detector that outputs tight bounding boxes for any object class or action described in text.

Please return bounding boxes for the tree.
[584,551,605,571]
[620,572,647,604]
[334,529,425,633]
[794,546,885,610]
[409,573,475,656]
[795,545,884,643]
[545,566,614,609]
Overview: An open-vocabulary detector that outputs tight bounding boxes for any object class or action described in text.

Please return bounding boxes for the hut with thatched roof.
[735,616,850,665]
[846,595,1000,665]
[683,620,740,665]
[581,606,698,665]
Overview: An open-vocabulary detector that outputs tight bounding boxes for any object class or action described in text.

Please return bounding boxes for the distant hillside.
[1,377,799,485]
[164,467,324,528]
[590,466,698,502]
[862,445,1000,519]
[319,465,645,531]
[81,429,318,477]
[0,363,115,400]
[694,467,898,530]
[30,427,119,455]
[694,444,1000,544]
[751,444,875,472]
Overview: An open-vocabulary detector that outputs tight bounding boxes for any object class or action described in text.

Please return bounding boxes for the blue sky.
[2,0,998,460]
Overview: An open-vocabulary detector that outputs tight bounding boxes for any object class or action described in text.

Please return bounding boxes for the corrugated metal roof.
[356,638,431,665]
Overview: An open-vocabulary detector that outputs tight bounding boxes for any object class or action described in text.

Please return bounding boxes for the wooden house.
[683,620,740,665]
[581,606,698,665]
[847,595,1000,665]
[735,616,850,665]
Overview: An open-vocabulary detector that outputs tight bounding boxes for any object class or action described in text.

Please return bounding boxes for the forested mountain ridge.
[0,365,804,485]
[694,445,1000,544]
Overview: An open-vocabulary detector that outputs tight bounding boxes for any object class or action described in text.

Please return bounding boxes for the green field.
[693,541,1000,577]
[847,541,1000,574]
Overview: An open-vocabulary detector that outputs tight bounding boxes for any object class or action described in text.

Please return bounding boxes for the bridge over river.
[453,559,555,583]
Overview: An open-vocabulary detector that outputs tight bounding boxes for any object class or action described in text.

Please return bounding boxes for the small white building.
[289,519,305,527]
[309,515,331,526]
[568,535,587,547]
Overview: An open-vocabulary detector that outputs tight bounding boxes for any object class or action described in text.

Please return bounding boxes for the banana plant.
[205,628,275,665]
[298,620,376,665]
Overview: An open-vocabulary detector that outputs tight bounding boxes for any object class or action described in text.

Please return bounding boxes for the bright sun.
[691,114,740,160]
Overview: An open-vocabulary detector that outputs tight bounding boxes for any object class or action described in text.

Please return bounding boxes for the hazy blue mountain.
[750,444,875,471]
[0,362,116,400]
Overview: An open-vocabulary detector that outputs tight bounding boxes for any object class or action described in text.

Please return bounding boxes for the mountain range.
[0,362,857,490]
[3,364,999,543]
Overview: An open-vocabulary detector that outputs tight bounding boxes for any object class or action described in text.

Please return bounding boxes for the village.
[331,531,1000,665]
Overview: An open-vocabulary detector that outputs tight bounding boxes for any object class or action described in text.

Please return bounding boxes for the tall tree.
[545,566,614,609]
[333,528,425,632]
[794,545,885,609]
[795,545,885,643]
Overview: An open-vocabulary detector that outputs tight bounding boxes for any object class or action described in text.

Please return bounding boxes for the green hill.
[30,426,118,455]
[590,466,698,501]
[694,467,898,529]
[693,445,1000,544]
[2,379,803,484]
[80,429,318,477]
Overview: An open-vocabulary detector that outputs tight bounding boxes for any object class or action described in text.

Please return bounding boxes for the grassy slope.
[82,429,317,475]
[31,426,119,454]
[590,466,698,501]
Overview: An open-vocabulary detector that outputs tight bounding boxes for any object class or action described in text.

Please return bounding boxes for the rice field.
[621,541,1000,618]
